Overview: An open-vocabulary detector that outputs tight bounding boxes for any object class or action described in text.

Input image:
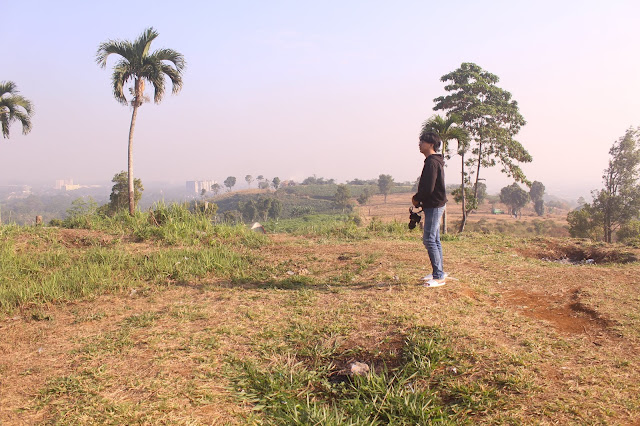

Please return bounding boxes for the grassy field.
[1,208,639,424]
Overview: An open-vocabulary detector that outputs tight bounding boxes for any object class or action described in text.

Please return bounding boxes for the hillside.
[1,215,639,424]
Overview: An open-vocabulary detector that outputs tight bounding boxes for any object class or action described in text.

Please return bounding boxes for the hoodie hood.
[426,153,445,166]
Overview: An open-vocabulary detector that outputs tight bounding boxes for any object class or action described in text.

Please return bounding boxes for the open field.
[358,193,571,237]
[1,215,639,424]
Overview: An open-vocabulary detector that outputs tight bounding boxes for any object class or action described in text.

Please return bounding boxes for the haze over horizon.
[2,1,639,201]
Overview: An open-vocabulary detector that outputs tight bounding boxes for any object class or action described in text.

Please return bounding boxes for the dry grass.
[1,228,639,424]
[358,193,570,236]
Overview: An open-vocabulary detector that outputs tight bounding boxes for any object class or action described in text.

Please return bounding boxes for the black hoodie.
[413,154,447,208]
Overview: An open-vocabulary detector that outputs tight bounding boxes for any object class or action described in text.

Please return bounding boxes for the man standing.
[412,132,448,287]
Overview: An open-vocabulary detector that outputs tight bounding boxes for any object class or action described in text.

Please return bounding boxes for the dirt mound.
[517,239,638,264]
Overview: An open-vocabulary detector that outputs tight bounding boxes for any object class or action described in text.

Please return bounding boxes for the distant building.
[186,180,217,194]
[62,184,81,191]
[55,179,74,190]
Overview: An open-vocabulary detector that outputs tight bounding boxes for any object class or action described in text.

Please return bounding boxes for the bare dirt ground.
[1,230,639,424]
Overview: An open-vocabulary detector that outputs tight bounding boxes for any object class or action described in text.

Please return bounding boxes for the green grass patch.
[228,326,511,424]
[0,220,266,313]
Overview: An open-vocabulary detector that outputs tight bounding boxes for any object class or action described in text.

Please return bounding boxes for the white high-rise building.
[186,180,217,194]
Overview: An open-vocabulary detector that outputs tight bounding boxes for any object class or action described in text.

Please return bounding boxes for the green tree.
[452,185,477,213]
[530,181,545,216]
[420,114,469,232]
[475,182,487,205]
[567,204,601,240]
[256,197,272,221]
[211,183,221,196]
[500,183,529,217]
[357,186,374,205]
[224,176,236,192]
[245,175,254,188]
[377,174,394,203]
[272,177,281,190]
[268,198,283,220]
[591,128,640,243]
[617,220,640,246]
[1,81,34,139]
[240,200,258,222]
[108,171,143,214]
[96,27,185,215]
[334,184,353,211]
[434,63,532,229]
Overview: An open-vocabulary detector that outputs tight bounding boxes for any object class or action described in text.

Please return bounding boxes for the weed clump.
[228,327,508,424]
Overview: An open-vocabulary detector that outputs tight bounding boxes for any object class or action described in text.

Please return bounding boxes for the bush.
[617,220,640,246]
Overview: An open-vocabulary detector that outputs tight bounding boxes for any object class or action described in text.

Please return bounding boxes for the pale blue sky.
[2,0,639,197]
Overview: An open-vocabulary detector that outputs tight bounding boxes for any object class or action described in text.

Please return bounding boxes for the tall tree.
[378,174,394,203]
[334,184,352,211]
[591,128,640,243]
[500,183,530,217]
[530,181,546,216]
[96,27,185,215]
[245,175,254,188]
[272,177,281,190]
[239,200,258,222]
[224,176,237,192]
[434,62,532,229]
[420,114,469,232]
[211,183,221,196]
[268,198,283,220]
[257,197,272,221]
[0,81,34,139]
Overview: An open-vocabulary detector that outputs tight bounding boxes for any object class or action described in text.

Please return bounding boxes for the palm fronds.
[96,27,184,105]
[0,81,34,138]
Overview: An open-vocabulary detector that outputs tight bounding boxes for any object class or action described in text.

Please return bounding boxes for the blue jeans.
[422,206,445,279]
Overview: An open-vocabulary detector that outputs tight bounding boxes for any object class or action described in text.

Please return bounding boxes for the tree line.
[567,128,640,244]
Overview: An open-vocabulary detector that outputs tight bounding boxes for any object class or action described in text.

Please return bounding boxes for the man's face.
[419,140,432,155]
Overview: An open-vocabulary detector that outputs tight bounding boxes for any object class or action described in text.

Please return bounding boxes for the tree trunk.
[128,104,138,215]
[127,79,143,216]
[459,153,467,233]
[473,141,483,205]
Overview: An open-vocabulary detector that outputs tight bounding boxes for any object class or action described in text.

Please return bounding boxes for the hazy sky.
[2,0,639,198]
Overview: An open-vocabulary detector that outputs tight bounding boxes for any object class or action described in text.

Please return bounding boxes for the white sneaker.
[424,279,446,288]
[422,272,448,281]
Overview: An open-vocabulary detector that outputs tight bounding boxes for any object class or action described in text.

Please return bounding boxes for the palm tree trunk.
[128,103,139,216]
[459,153,467,233]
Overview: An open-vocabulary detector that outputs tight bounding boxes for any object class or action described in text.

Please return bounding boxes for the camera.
[408,207,422,230]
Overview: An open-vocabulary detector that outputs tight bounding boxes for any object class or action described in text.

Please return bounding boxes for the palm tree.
[420,114,469,233]
[96,27,185,215]
[1,81,34,139]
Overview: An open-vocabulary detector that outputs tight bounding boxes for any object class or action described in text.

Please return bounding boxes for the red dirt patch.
[516,239,638,264]
[507,288,615,336]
